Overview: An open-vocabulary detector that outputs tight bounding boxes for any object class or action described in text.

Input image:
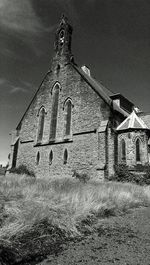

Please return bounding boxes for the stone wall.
[117,130,149,168]
[15,62,111,180]
[17,132,100,179]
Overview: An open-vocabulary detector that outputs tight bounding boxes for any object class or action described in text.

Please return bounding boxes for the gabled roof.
[72,63,112,106]
[117,110,148,131]
[71,63,129,117]
[16,62,129,130]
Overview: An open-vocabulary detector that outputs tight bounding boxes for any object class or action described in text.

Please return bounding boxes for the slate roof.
[0,167,6,175]
[137,112,150,129]
[97,81,115,97]
[117,110,148,131]
[72,63,129,117]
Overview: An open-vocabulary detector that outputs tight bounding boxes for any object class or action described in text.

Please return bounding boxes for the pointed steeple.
[53,15,73,61]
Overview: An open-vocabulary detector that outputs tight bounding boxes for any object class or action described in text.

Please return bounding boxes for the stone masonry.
[9,16,150,180]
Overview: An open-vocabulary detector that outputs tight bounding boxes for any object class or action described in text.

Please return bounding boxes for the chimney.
[81,65,91,76]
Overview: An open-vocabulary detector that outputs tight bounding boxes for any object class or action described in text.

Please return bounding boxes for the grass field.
[0,174,150,264]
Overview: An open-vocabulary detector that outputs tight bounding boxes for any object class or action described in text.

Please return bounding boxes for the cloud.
[0,78,33,94]
[10,80,36,94]
[86,0,97,3]
[0,78,11,90]
[0,78,7,86]
[0,0,44,34]
[60,0,79,24]
[10,86,27,94]
[36,0,79,25]
[10,81,36,93]
[0,0,57,58]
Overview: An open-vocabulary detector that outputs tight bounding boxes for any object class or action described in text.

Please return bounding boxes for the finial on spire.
[60,14,68,23]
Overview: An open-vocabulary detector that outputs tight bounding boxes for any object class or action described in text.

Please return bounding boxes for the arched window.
[49,150,53,165]
[59,30,65,47]
[64,99,73,138]
[49,83,60,141]
[136,138,141,162]
[55,64,60,75]
[121,139,126,162]
[64,149,68,164]
[36,152,40,165]
[37,107,46,143]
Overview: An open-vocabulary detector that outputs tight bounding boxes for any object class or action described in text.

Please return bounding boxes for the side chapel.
[8,16,150,179]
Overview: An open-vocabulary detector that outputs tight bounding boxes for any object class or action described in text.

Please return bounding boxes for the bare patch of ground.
[38,206,150,265]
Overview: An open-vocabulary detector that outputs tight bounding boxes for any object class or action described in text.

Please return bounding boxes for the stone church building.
[9,16,150,179]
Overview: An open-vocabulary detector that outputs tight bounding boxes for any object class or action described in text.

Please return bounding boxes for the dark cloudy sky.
[1,0,150,165]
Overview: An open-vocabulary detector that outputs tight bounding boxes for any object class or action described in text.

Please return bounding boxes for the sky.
[1,0,150,165]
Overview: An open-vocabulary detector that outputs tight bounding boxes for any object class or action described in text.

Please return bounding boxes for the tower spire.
[52,15,73,66]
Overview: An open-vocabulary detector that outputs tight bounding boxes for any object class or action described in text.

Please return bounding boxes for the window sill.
[34,138,73,147]
[20,139,34,144]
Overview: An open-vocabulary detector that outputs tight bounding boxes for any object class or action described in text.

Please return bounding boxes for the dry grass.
[0,174,150,264]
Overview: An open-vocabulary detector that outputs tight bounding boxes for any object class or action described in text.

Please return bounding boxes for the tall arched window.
[64,99,73,138]
[49,83,60,141]
[136,138,141,162]
[121,139,126,162]
[37,107,46,143]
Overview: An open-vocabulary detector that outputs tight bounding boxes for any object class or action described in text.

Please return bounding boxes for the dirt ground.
[37,206,150,265]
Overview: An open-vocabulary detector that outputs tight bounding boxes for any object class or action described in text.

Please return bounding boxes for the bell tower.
[52,15,73,67]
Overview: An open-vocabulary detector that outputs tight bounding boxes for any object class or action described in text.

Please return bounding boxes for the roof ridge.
[71,62,129,117]
[71,63,112,106]
[96,79,116,96]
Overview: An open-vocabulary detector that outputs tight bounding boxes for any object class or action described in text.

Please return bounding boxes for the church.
[8,16,150,180]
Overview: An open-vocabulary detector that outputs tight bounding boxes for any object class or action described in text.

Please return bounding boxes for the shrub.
[9,165,35,178]
[141,166,150,185]
[110,164,134,183]
[72,170,90,183]
[111,164,150,185]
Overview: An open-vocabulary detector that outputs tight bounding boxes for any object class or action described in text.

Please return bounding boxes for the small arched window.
[121,139,126,162]
[36,152,40,165]
[64,149,68,164]
[49,150,53,165]
[59,30,65,46]
[136,138,141,162]
[56,64,60,75]
[49,83,60,141]
[37,107,46,143]
[64,99,73,138]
